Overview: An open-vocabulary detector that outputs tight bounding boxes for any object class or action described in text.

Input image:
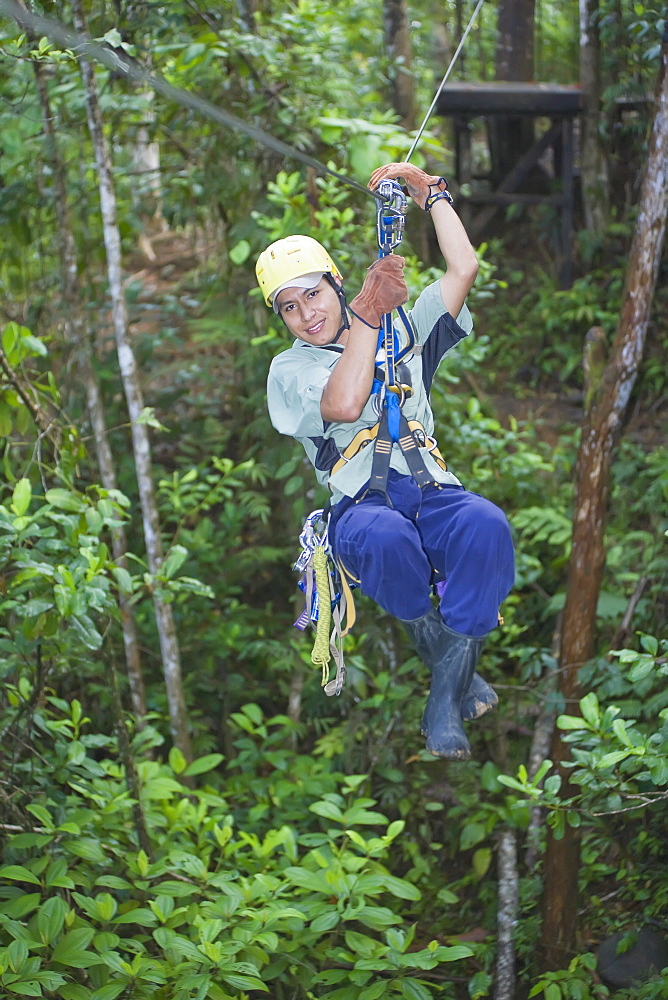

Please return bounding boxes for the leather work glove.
[348,254,409,328]
[369,161,454,212]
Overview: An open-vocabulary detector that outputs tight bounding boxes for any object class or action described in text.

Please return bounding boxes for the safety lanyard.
[366,181,433,497]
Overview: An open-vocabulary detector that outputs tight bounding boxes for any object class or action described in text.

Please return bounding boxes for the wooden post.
[559,116,575,288]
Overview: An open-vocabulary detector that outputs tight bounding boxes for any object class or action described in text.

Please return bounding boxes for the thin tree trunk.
[494,829,519,1000]
[525,618,561,869]
[579,0,610,232]
[384,0,415,129]
[23,16,147,721]
[542,31,668,968]
[72,0,193,762]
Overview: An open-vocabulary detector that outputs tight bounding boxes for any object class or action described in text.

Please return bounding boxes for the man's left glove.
[369,162,454,212]
[349,255,409,329]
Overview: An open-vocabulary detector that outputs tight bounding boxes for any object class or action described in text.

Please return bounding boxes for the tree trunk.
[20,9,148,723]
[495,829,519,1000]
[490,0,536,186]
[72,0,193,762]
[384,0,415,129]
[579,0,610,232]
[541,31,668,968]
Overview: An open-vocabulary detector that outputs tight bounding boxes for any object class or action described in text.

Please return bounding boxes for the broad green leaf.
[161,545,188,579]
[309,800,344,822]
[460,822,486,851]
[1,892,41,919]
[6,981,43,997]
[168,746,187,774]
[284,867,330,892]
[110,566,133,594]
[359,983,388,1000]
[0,865,41,885]
[344,929,379,958]
[229,240,251,265]
[310,909,340,933]
[376,874,421,901]
[58,985,92,999]
[472,848,492,877]
[44,488,85,512]
[556,715,587,731]
[50,928,97,967]
[397,979,433,1000]
[37,895,68,944]
[612,718,634,747]
[183,753,224,776]
[90,985,127,1000]
[579,692,600,727]
[11,478,31,516]
[64,838,106,862]
[45,859,74,889]
[341,806,388,826]
[349,905,401,930]
[95,876,133,891]
[8,937,29,972]
[111,908,157,927]
[598,750,634,768]
[69,614,103,651]
[221,973,268,992]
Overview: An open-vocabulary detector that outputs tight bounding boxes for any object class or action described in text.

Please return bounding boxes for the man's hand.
[349,255,409,328]
[369,162,452,212]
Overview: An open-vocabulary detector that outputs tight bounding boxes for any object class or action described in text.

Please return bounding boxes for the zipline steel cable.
[1,0,484,203]
[405,0,486,163]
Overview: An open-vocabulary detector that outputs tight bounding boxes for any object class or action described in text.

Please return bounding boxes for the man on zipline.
[255,162,515,760]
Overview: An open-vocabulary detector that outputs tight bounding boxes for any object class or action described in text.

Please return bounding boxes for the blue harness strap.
[367,182,436,500]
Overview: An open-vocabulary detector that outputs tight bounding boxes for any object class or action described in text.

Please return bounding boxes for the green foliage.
[0,699,474,999]
[0,3,667,997]
[499,635,668,836]
[529,952,608,1000]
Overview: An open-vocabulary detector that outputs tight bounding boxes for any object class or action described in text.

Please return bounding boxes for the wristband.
[425,178,454,212]
[349,307,381,330]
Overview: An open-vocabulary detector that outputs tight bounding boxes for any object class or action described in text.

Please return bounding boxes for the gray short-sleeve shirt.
[267,279,472,505]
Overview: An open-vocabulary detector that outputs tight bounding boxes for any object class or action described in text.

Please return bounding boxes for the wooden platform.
[435,82,584,286]
[436,81,583,116]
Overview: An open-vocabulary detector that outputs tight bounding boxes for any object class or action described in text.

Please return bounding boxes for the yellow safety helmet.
[255,235,343,311]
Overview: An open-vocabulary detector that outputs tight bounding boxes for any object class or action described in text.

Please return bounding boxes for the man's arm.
[430,197,479,318]
[320,254,409,423]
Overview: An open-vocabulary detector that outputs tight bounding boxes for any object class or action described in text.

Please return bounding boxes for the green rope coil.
[311,544,332,683]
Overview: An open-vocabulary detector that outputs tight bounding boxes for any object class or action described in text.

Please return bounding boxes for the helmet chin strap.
[324,273,349,345]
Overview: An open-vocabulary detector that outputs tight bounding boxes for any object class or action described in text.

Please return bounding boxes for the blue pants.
[330,472,515,637]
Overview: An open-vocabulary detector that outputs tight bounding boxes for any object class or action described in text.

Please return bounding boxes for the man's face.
[275,277,344,346]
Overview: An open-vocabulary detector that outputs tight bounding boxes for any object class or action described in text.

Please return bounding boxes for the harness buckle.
[388,383,413,406]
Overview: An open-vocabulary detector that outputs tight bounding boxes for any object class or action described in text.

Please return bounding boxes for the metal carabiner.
[376,179,407,256]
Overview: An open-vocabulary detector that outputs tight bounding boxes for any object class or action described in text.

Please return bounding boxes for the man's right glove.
[348,255,409,329]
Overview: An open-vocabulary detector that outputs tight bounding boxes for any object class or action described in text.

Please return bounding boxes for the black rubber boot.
[402,607,496,723]
[462,672,498,722]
